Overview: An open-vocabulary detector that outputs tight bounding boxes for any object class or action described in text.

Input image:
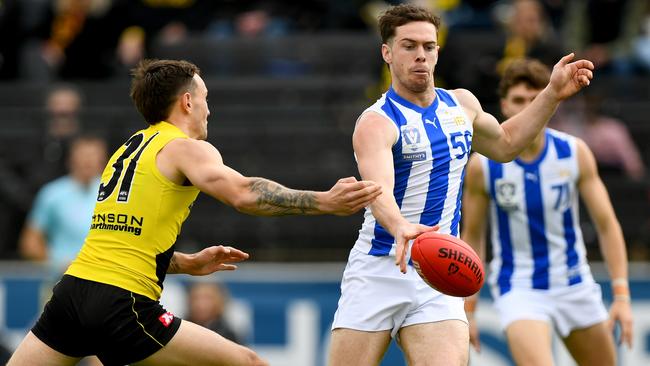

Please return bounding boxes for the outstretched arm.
[159,138,381,216]
[577,139,633,348]
[458,54,595,162]
[460,154,490,352]
[353,112,436,273]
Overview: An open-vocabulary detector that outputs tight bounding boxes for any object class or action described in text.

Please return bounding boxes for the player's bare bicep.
[471,112,504,153]
[353,113,397,184]
[162,139,224,187]
[452,89,503,157]
[353,113,397,154]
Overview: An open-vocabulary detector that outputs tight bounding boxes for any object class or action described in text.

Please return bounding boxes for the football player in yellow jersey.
[8,60,382,366]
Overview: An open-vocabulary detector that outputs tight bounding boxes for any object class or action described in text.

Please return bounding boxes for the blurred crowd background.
[0,0,649,265]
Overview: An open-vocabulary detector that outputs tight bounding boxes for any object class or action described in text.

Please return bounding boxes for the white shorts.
[332,249,466,338]
[492,282,608,337]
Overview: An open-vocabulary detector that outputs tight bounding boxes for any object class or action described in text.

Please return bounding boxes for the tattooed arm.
[246,178,318,215]
[156,138,381,216]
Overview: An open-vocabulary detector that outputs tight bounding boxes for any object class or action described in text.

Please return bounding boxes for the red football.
[411,232,484,297]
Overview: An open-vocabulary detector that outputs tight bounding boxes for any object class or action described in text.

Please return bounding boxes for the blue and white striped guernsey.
[480,129,594,296]
[353,87,473,256]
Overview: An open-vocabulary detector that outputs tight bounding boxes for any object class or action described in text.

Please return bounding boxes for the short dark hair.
[130,59,200,125]
[498,59,551,98]
[378,4,441,44]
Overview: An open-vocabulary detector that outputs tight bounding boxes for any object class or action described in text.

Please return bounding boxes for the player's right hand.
[324,177,382,215]
[547,53,595,101]
[181,245,250,276]
[394,223,438,273]
[607,298,634,348]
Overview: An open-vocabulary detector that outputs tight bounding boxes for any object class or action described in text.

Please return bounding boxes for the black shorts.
[32,275,181,366]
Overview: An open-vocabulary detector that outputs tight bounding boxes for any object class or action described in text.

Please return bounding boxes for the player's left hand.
[547,53,595,101]
[323,176,382,216]
[607,299,634,348]
[181,245,250,276]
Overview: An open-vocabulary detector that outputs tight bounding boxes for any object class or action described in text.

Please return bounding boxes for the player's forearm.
[167,252,186,274]
[595,214,630,303]
[499,88,560,158]
[368,193,409,236]
[599,227,631,302]
[235,178,321,216]
[598,222,629,281]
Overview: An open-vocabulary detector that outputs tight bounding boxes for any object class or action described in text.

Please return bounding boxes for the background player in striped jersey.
[328,4,595,366]
[462,58,633,365]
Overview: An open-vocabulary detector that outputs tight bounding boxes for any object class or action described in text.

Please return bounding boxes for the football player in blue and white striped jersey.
[329,3,596,365]
[462,59,633,366]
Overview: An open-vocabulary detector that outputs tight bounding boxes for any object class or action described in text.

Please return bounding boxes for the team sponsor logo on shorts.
[158,311,174,327]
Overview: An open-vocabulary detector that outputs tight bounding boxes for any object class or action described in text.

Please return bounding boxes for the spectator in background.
[496,0,565,72]
[477,0,565,104]
[115,25,146,77]
[19,135,107,274]
[40,84,83,180]
[35,0,129,79]
[550,93,646,181]
[563,0,647,74]
[126,0,220,52]
[0,83,84,259]
[437,0,564,105]
[187,282,243,344]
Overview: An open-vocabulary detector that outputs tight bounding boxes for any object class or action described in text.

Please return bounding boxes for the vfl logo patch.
[402,124,421,145]
[495,179,520,211]
[158,311,174,327]
[447,262,460,276]
[400,124,427,161]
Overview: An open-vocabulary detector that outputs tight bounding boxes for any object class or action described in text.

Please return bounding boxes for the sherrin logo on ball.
[411,232,485,297]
